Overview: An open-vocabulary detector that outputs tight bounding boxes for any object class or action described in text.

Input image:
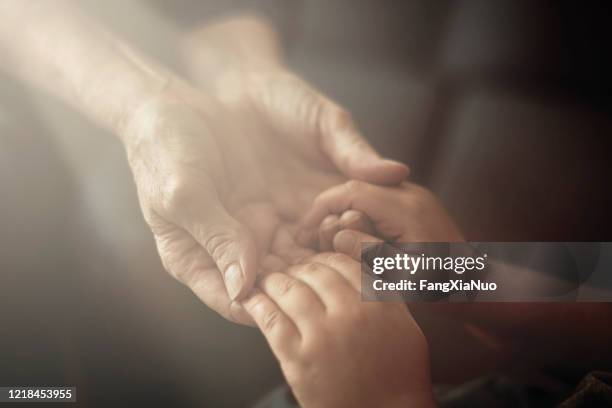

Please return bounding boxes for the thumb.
[333,229,383,261]
[318,102,410,185]
[177,198,259,301]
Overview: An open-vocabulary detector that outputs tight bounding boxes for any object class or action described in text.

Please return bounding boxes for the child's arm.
[242,253,436,408]
[298,181,464,248]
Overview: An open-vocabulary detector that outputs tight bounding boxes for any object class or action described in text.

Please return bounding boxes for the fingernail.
[334,230,356,255]
[224,263,245,301]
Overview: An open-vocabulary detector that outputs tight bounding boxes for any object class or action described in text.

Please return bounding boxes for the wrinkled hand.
[212,67,410,198]
[181,16,409,196]
[123,76,407,325]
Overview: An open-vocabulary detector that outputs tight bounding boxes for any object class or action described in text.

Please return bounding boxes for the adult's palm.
[125,74,407,325]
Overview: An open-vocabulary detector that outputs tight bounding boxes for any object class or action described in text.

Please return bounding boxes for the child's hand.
[298,181,464,249]
[315,209,375,251]
[242,253,435,408]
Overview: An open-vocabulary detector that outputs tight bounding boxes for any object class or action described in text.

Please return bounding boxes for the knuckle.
[261,309,282,333]
[320,104,352,134]
[298,89,325,131]
[303,262,325,275]
[162,175,193,212]
[172,254,204,288]
[203,229,237,263]
[276,276,298,297]
[154,234,200,285]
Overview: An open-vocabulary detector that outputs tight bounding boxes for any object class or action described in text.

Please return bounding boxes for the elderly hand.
[131,18,406,324]
[181,16,410,219]
[0,2,408,326]
[123,76,405,325]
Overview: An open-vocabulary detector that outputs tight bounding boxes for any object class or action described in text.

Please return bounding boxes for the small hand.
[299,181,465,249]
[242,253,435,408]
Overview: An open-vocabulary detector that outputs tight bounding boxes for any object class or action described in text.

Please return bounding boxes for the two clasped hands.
[136,19,463,408]
[0,5,465,406]
[124,17,463,408]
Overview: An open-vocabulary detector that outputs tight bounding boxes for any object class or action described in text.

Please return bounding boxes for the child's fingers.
[317,211,375,252]
[318,214,340,251]
[333,229,383,261]
[338,210,375,235]
[307,253,362,293]
[241,289,300,357]
[297,181,389,245]
[258,272,325,330]
[285,261,356,311]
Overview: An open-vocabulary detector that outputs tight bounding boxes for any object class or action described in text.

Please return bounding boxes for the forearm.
[181,14,285,90]
[0,1,174,139]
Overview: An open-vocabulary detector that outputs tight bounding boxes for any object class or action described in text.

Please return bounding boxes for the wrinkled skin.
[124,85,407,324]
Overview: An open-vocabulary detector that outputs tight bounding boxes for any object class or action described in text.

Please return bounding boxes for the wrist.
[83,41,177,143]
[180,15,285,90]
[118,75,217,152]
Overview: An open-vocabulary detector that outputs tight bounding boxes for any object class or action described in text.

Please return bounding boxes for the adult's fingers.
[168,180,259,301]
[247,71,408,184]
[236,202,280,260]
[152,226,255,325]
[241,289,300,358]
[317,100,409,185]
[188,264,255,326]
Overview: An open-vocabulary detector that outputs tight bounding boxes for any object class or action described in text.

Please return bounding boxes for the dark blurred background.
[1,1,611,407]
